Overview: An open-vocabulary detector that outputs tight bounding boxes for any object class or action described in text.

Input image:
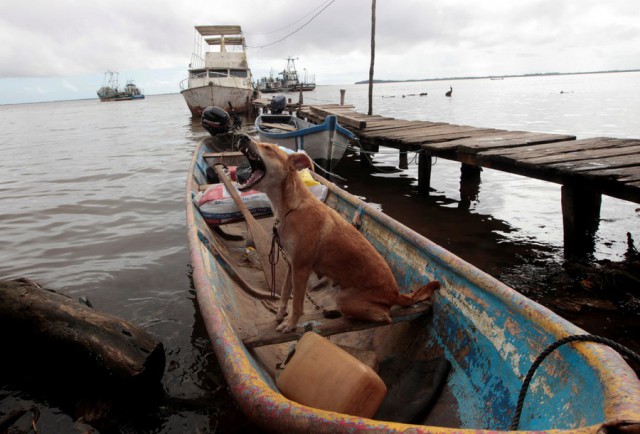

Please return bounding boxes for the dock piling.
[418,150,432,195]
[561,185,602,258]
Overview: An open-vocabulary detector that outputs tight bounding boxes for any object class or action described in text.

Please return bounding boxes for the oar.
[212,164,285,294]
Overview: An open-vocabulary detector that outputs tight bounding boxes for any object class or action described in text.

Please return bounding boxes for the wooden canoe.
[186,135,640,433]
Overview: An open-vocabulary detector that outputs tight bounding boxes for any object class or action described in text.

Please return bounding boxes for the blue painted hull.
[186,137,640,433]
[255,114,357,171]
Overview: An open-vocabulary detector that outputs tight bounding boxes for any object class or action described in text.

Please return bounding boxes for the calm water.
[0,71,638,432]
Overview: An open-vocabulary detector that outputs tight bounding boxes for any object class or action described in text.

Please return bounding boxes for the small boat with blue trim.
[255,114,357,171]
[186,133,640,433]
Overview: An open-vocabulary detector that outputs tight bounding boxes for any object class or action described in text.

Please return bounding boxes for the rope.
[510,334,640,430]
[269,219,290,297]
[247,0,335,49]
[312,161,347,181]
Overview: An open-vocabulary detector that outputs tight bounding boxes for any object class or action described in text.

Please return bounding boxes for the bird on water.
[446,86,452,97]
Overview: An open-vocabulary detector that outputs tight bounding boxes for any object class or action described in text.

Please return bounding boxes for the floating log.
[0,278,165,385]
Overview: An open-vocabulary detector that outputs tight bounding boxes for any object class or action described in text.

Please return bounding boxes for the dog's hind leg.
[335,288,393,324]
[275,265,292,323]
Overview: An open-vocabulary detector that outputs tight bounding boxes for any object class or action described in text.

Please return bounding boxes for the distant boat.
[97,71,144,102]
[256,70,291,94]
[257,57,316,93]
[281,57,316,91]
[179,25,257,117]
[255,114,356,170]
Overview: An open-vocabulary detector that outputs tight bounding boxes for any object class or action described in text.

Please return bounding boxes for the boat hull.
[255,115,356,171]
[98,96,133,102]
[186,137,640,433]
[181,85,254,117]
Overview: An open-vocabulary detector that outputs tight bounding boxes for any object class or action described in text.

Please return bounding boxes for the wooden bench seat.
[241,301,433,348]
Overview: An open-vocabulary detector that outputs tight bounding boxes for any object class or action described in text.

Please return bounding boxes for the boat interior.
[187,134,640,430]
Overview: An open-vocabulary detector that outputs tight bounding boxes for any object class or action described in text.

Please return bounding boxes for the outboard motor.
[201,106,231,136]
[269,95,287,114]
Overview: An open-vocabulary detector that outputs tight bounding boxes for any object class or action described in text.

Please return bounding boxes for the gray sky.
[1,0,638,104]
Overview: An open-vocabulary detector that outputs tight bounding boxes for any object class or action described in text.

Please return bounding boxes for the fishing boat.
[179,25,256,117]
[123,80,145,99]
[280,57,316,92]
[257,57,316,93]
[186,135,640,433]
[256,70,291,94]
[255,114,356,170]
[97,71,144,102]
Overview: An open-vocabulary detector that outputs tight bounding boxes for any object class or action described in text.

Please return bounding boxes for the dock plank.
[422,132,575,152]
[580,166,640,182]
[478,137,624,159]
[518,144,640,165]
[548,152,640,172]
[403,128,500,145]
[309,106,367,129]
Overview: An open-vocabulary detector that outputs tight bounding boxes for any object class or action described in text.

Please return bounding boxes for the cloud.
[0,0,638,103]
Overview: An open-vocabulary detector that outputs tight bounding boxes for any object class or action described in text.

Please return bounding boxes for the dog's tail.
[395,280,440,307]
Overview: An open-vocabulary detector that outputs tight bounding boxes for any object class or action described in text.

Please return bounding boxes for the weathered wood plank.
[520,144,640,166]
[479,137,623,159]
[548,152,640,172]
[309,106,367,129]
[363,125,488,145]
[358,120,439,133]
[456,132,576,151]
[580,166,640,182]
[402,128,500,145]
[423,132,574,152]
[359,122,450,137]
[241,302,432,348]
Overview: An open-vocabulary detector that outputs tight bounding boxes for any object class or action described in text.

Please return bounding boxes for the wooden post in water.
[561,184,602,258]
[340,89,346,105]
[368,0,376,116]
[399,146,408,169]
[418,150,432,195]
[459,164,482,210]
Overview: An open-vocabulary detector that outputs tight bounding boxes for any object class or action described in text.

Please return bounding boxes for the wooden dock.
[294,104,640,257]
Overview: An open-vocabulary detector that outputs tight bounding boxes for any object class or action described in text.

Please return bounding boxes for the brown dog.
[236,135,440,332]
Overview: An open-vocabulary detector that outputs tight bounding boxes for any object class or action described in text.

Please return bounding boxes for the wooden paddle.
[212,165,285,294]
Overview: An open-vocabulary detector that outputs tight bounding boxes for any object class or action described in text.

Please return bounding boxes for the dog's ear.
[288,152,314,171]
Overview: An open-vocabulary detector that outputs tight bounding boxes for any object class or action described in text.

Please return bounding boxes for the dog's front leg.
[276,265,310,333]
[275,265,292,323]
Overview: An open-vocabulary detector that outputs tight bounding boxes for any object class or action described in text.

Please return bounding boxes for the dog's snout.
[236,134,252,149]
